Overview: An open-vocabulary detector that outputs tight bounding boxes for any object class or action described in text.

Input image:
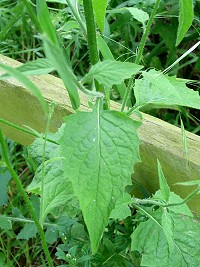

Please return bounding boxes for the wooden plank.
[0,54,200,213]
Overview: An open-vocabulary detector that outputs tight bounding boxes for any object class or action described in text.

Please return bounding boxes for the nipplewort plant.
[0,0,200,266]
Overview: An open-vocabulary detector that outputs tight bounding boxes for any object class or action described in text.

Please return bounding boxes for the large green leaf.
[82,60,143,87]
[134,70,200,110]
[131,209,200,266]
[176,0,194,46]
[92,0,108,33]
[60,104,141,253]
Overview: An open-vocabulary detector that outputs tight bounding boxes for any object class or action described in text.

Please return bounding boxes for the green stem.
[0,130,54,267]
[165,187,200,207]
[83,0,99,65]
[132,187,199,208]
[121,0,161,112]
[0,118,58,145]
[66,0,87,36]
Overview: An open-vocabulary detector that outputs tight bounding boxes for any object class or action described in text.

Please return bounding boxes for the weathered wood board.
[0,54,200,212]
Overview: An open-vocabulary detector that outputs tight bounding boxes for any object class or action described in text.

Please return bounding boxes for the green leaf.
[97,35,128,99]
[83,60,143,87]
[176,0,194,46]
[0,215,12,230]
[110,193,131,220]
[157,160,170,202]
[44,39,80,110]
[17,223,37,240]
[27,146,74,223]
[134,70,200,110]
[176,180,200,186]
[126,7,149,26]
[60,104,141,253]
[0,63,47,112]
[37,0,58,45]
[92,0,108,33]
[161,209,175,253]
[1,59,55,79]
[36,0,80,109]
[62,20,80,32]
[0,170,12,207]
[153,190,193,217]
[131,210,200,266]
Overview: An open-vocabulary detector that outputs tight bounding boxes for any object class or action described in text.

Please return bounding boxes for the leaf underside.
[60,107,141,253]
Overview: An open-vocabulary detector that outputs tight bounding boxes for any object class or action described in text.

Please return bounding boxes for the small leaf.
[17,223,37,240]
[176,0,194,46]
[0,170,12,207]
[92,0,108,33]
[0,63,47,112]
[157,160,170,202]
[131,209,200,266]
[1,59,54,78]
[0,215,12,230]
[126,7,149,26]
[110,193,131,220]
[83,60,143,87]
[60,104,141,253]
[97,35,128,99]
[134,69,200,110]
[61,20,79,32]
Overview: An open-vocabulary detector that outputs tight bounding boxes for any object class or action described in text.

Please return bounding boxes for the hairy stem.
[66,0,87,36]
[121,0,161,112]
[0,118,58,145]
[0,130,54,267]
[83,0,99,65]
[132,187,199,208]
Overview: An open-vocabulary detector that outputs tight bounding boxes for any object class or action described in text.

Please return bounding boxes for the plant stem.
[82,0,99,65]
[132,187,199,208]
[66,0,87,36]
[121,0,161,112]
[0,118,58,145]
[0,130,54,267]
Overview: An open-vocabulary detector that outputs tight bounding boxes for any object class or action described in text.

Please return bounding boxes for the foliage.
[0,0,200,266]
